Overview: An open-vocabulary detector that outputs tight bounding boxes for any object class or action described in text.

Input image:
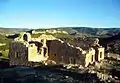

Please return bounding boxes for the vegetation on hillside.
[1,27,120,58]
[73,27,120,37]
[0,34,12,50]
[0,34,12,58]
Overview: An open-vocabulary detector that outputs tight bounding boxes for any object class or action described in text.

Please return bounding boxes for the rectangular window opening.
[15,52,19,58]
[100,52,102,58]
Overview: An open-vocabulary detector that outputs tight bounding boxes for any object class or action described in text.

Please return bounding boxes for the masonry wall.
[28,43,48,62]
[9,32,105,67]
[9,42,29,66]
[47,40,86,66]
[85,48,95,67]
[97,47,105,61]
[28,44,38,62]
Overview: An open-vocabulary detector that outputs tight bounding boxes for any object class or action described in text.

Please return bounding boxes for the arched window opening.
[23,34,28,41]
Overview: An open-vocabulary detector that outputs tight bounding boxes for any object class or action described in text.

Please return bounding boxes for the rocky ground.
[0,65,100,83]
[0,54,120,83]
[87,55,120,83]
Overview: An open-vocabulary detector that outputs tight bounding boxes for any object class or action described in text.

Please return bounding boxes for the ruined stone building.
[9,32,105,67]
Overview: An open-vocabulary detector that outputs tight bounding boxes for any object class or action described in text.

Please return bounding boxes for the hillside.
[0,27,120,58]
[34,27,120,38]
[30,27,120,54]
[0,28,29,58]
[0,27,120,83]
[99,33,120,54]
[72,27,120,38]
[0,27,29,35]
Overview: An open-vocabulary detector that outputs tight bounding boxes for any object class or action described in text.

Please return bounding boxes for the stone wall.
[47,40,86,66]
[97,47,105,61]
[28,43,38,62]
[9,32,105,67]
[9,42,29,66]
[85,48,95,67]
[28,43,48,62]
[14,32,31,42]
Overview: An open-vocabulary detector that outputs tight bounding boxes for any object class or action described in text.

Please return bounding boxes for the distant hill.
[0,27,29,58]
[0,27,29,35]
[34,27,120,38]
[72,27,120,37]
[1,27,120,37]
[0,27,120,58]
[99,33,120,54]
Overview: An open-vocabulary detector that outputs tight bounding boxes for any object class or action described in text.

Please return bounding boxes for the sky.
[0,0,120,28]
